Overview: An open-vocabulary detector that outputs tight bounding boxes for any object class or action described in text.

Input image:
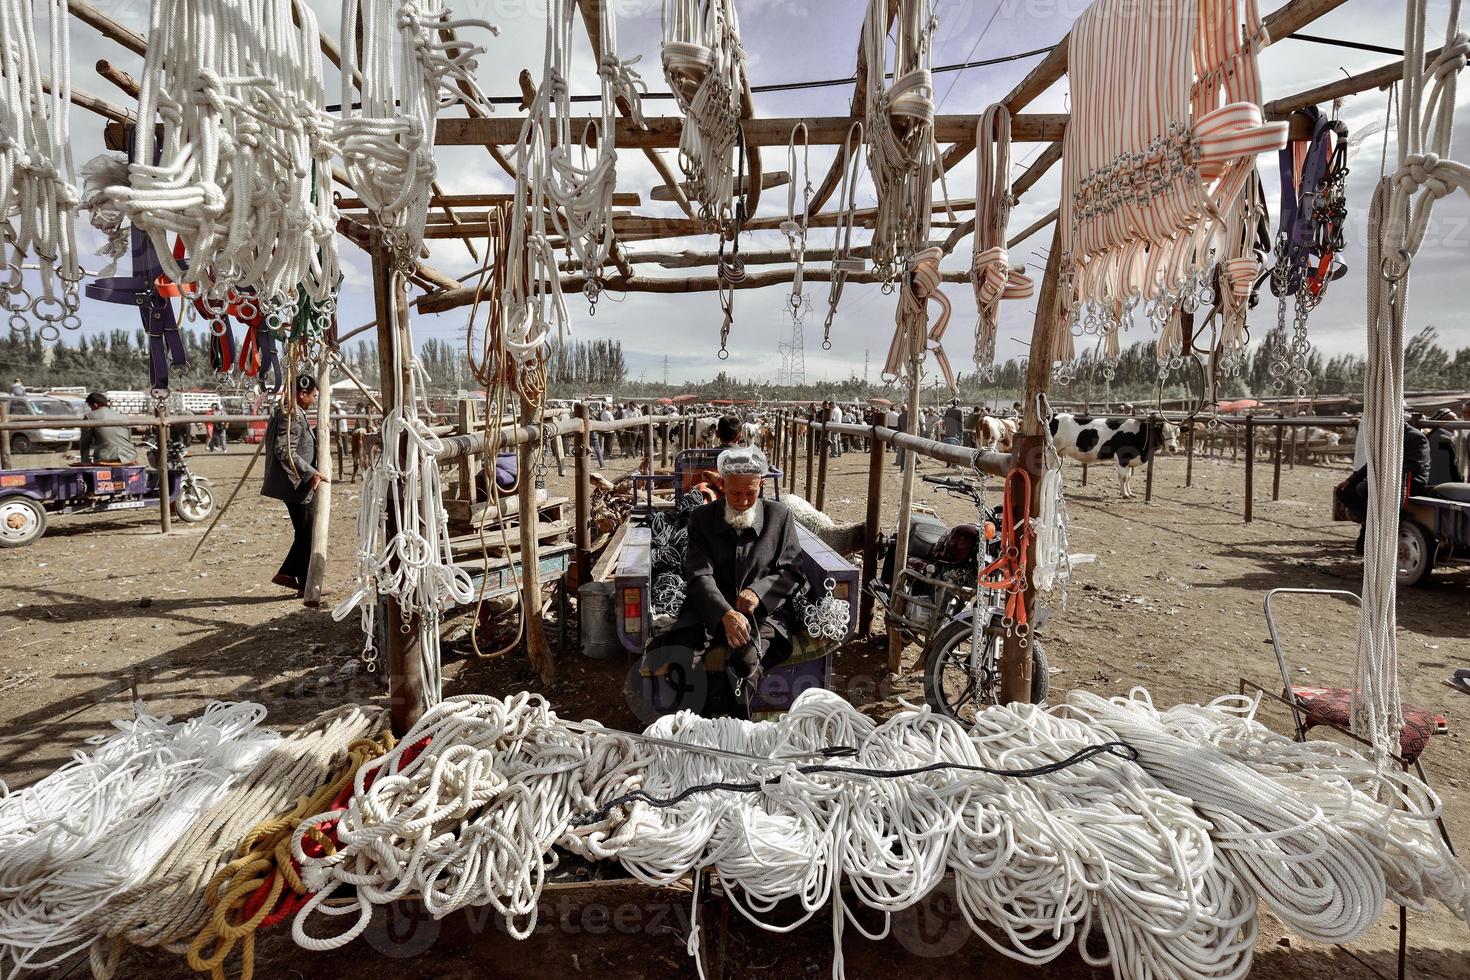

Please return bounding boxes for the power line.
[326,32,1403,115]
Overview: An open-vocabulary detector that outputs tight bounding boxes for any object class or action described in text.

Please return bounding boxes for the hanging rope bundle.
[863,0,937,284]
[661,0,746,227]
[882,245,953,386]
[970,104,1033,378]
[0,703,278,976]
[0,0,81,338]
[334,273,474,703]
[106,0,340,324]
[86,705,388,979]
[1356,3,1470,756]
[822,122,865,351]
[337,0,498,267]
[1059,0,1287,371]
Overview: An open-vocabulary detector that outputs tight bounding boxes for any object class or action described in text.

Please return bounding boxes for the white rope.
[1031,397,1078,600]
[106,0,340,320]
[863,0,936,286]
[501,0,642,367]
[86,704,387,977]
[337,0,498,268]
[289,694,643,950]
[1356,1,1470,754]
[661,0,746,227]
[334,274,472,703]
[0,0,82,338]
[0,702,277,976]
[970,104,1032,378]
[821,122,865,351]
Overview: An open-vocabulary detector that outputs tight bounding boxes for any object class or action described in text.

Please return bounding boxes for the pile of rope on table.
[3,689,1465,980]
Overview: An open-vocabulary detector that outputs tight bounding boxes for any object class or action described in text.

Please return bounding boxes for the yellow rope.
[185,731,394,980]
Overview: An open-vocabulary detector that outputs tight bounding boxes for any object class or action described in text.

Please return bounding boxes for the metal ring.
[38,322,60,342]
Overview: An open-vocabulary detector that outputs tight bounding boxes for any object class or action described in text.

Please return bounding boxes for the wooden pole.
[1144,449,1156,503]
[0,402,10,468]
[815,414,831,511]
[303,344,332,607]
[573,403,593,585]
[1289,425,1298,470]
[804,421,815,499]
[1001,222,1065,704]
[1272,421,1284,501]
[519,394,554,683]
[644,411,654,474]
[887,354,924,677]
[859,426,884,636]
[155,409,171,534]
[1244,415,1256,524]
[1185,425,1195,487]
[373,241,423,737]
[788,415,798,493]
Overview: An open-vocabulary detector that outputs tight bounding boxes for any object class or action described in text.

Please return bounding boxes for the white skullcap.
[717,447,768,478]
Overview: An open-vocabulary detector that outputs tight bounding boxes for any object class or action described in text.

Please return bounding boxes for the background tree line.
[6,322,1469,408]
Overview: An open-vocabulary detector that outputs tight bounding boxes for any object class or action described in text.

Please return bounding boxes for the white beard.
[723,500,759,531]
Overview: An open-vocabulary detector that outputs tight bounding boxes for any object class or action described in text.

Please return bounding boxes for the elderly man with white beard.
[646,447,806,717]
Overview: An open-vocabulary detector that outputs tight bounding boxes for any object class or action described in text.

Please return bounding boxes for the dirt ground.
[1,439,1467,979]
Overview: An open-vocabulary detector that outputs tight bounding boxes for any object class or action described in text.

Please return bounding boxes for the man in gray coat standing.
[261,376,327,594]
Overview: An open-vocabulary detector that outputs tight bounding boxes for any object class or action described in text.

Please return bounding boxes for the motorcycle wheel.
[922,616,1049,725]
[174,483,216,523]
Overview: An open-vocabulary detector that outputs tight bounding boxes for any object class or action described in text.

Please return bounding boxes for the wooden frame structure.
[62,0,1424,719]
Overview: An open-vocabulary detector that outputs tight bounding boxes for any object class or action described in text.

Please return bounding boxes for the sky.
[40,0,1470,387]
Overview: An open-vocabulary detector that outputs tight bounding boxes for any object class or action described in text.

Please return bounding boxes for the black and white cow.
[1049,413,1181,498]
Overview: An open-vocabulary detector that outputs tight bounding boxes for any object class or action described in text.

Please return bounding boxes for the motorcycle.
[142,436,217,524]
[870,473,1048,723]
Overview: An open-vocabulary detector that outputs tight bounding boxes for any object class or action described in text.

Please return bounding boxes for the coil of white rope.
[0,702,278,976]
[1355,1,1470,754]
[0,0,82,338]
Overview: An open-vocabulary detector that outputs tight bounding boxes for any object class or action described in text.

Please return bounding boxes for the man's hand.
[734,588,760,615]
[722,609,751,648]
[310,473,330,490]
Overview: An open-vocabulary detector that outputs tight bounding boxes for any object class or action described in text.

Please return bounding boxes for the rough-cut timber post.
[155,408,171,534]
[1185,425,1195,487]
[374,241,422,737]
[519,392,554,684]
[573,403,593,586]
[0,402,11,468]
[1244,415,1256,524]
[1002,222,1064,704]
[815,413,831,512]
[860,427,884,636]
[1144,450,1156,503]
[303,343,332,607]
[805,421,815,499]
[1273,422,1284,500]
[887,353,924,677]
[788,415,799,493]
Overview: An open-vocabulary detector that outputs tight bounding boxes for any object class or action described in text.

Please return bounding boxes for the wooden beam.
[42,77,132,123]
[434,113,1072,148]
[337,191,642,210]
[94,59,139,98]
[417,265,972,314]
[941,142,1063,255]
[650,171,789,202]
[1264,45,1440,120]
[70,0,146,55]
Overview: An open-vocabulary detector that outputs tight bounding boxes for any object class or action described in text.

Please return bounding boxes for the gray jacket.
[261,405,319,503]
[80,407,138,464]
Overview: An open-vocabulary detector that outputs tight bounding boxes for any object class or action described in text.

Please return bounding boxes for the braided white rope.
[106,0,339,318]
[1356,1,1470,754]
[0,703,278,975]
[86,704,387,977]
[339,0,498,268]
[662,0,746,227]
[334,279,472,702]
[863,0,936,286]
[289,694,643,950]
[0,0,81,337]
